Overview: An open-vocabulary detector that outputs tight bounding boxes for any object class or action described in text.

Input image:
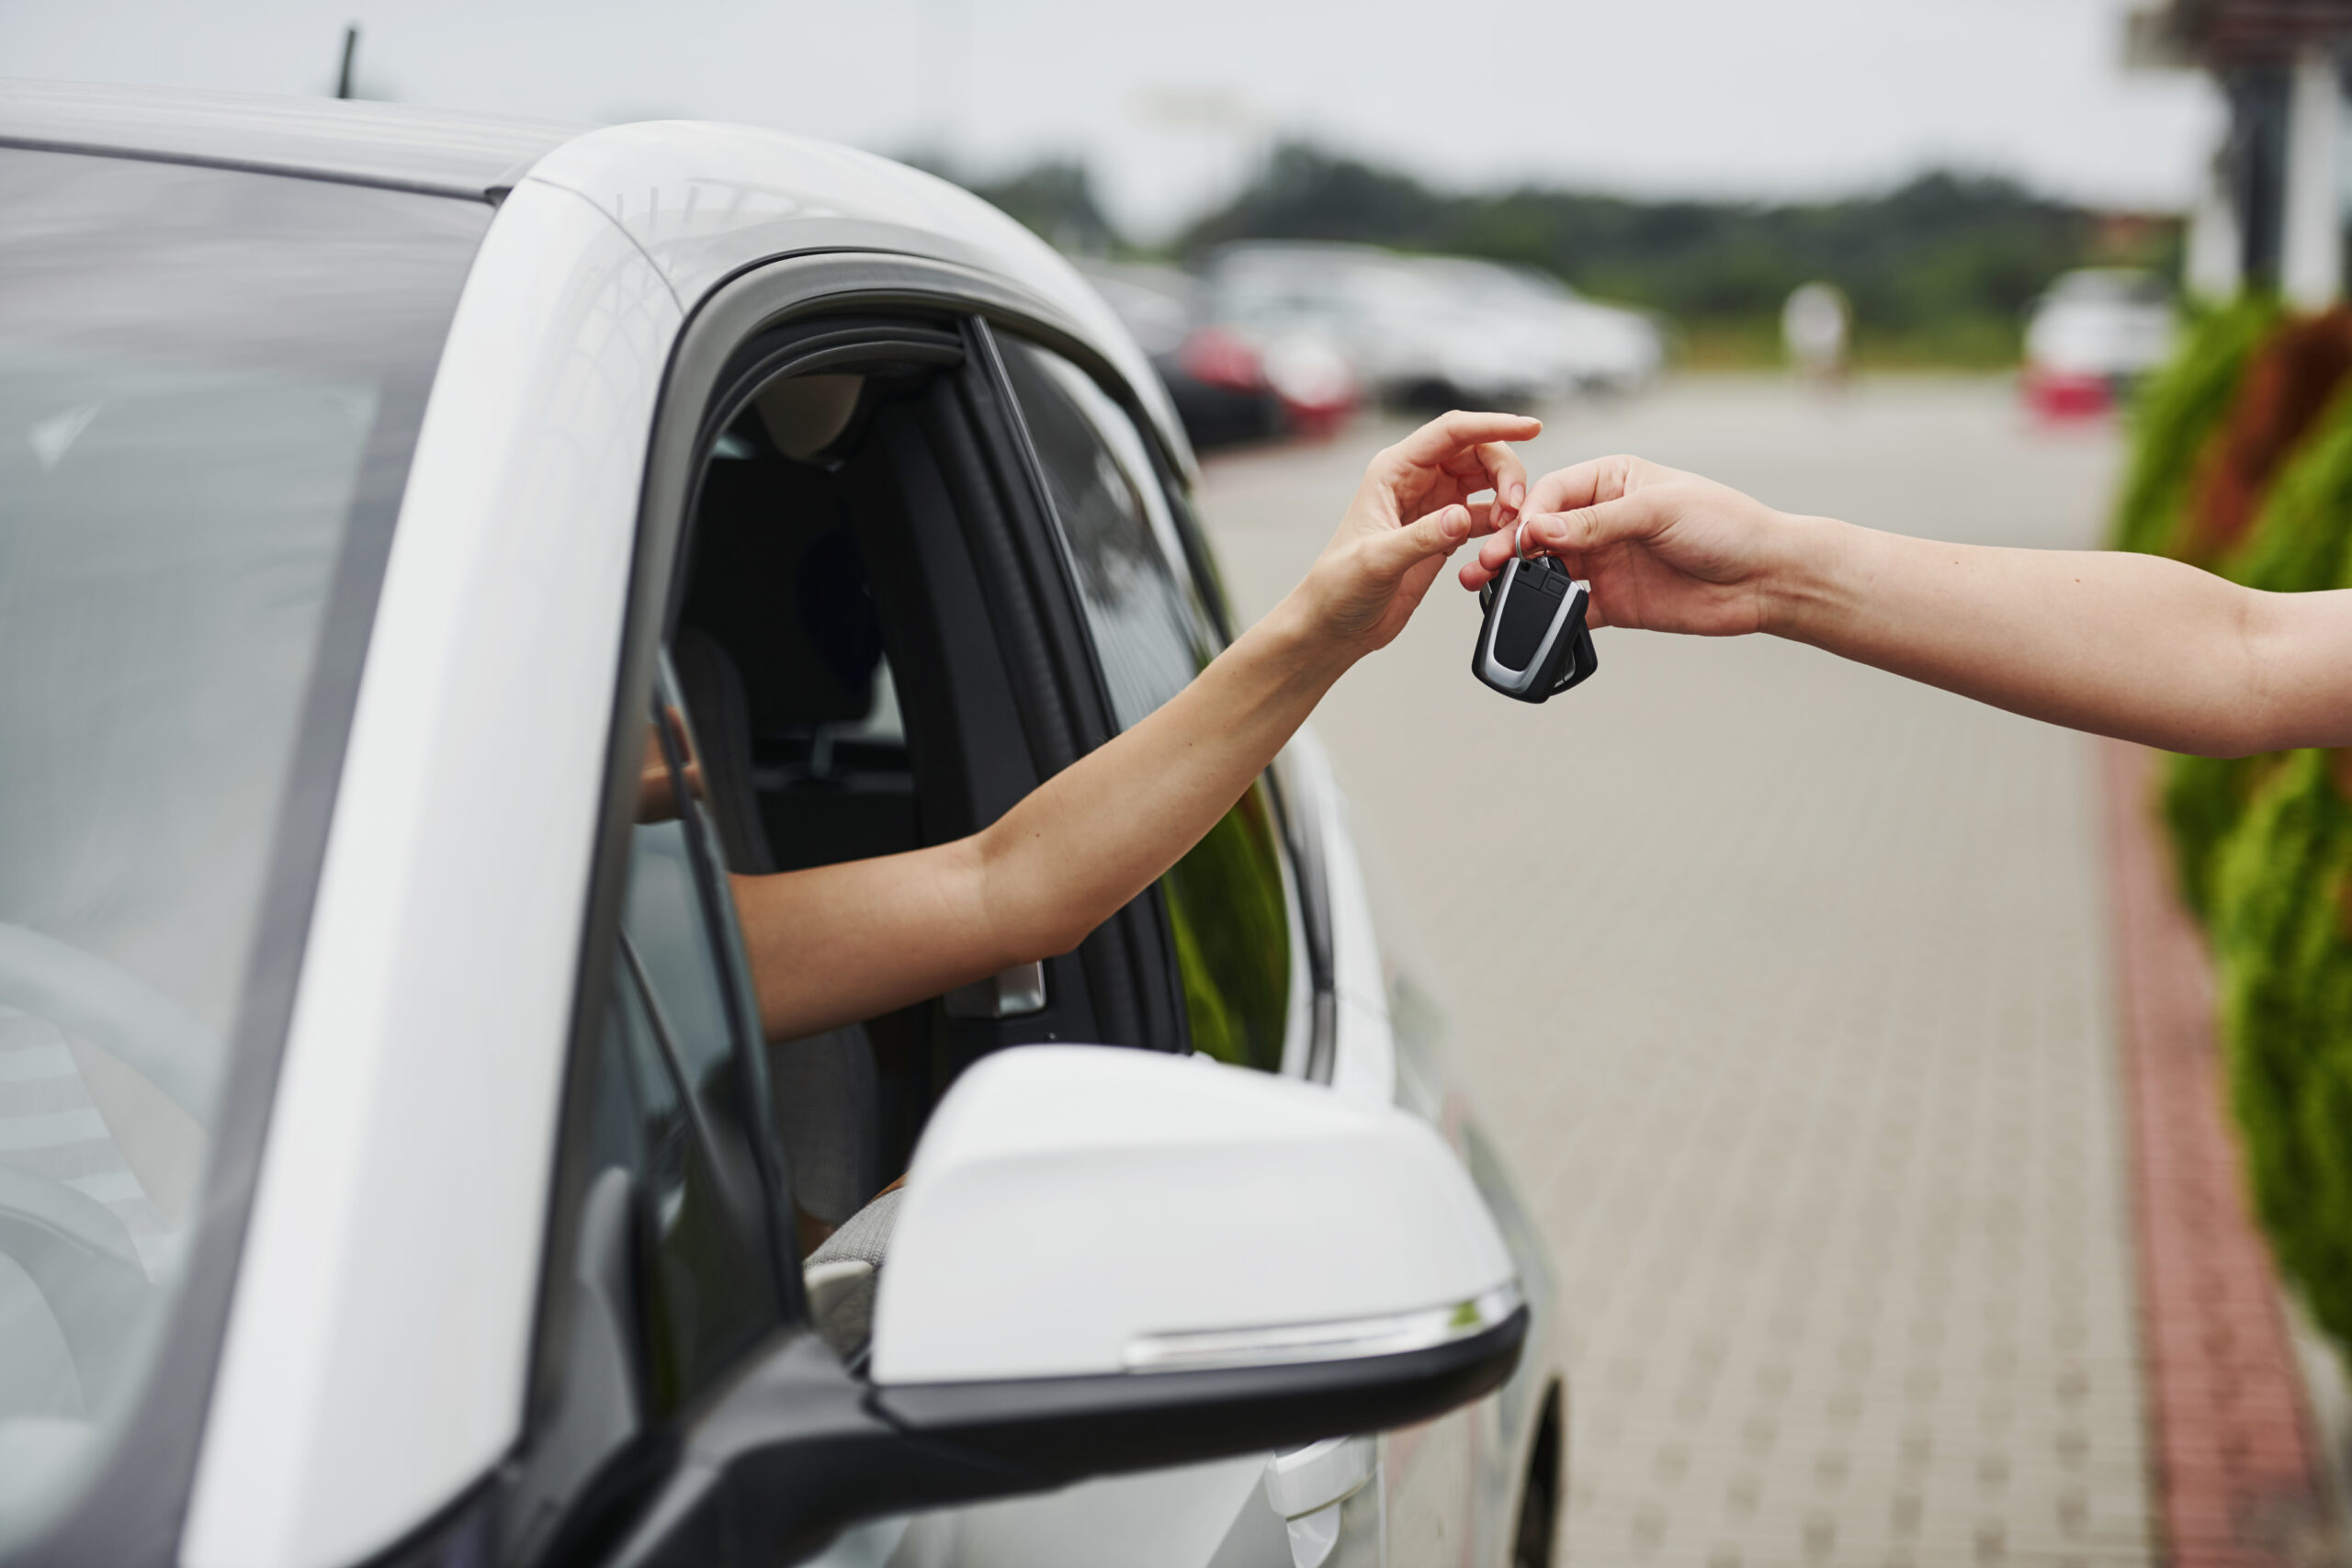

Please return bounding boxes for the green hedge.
[2109,297,2279,557]
[2112,301,2352,1349]
[2211,749,2352,1347]
[2161,380,2352,919]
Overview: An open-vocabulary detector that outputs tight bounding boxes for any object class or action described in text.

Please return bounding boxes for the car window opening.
[656,333,1303,1365]
[671,354,952,1360]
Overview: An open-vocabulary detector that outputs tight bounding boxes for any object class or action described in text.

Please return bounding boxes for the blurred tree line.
[964,143,2179,367]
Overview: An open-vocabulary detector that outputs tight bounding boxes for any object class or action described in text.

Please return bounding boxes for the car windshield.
[0,147,485,1550]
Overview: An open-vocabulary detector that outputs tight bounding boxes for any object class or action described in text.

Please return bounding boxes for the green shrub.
[2165,753,2281,922]
[2110,297,2280,557]
[2223,383,2352,590]
[2161,381,2352,919]
[2211,749,2352,1347]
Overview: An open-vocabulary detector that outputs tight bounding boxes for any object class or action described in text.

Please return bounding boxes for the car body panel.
[180,176,680,1568]
[1283,730,1398,1109]
[0,77,572,197]
[523,122,1193,481]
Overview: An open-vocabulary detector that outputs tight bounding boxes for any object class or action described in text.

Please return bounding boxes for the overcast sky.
[3,0,2223,239]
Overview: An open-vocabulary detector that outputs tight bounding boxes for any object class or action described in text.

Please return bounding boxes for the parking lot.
[1198,376,2153,1567]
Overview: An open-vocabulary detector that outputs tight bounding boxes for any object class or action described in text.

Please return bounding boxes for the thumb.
[1521,492,1666,558]
[1365,503,1474,579]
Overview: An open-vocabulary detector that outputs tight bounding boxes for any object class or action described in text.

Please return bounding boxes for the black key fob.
[1473,555,1599,703]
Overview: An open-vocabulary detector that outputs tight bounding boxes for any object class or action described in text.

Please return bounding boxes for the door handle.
[944,960,1046,1019]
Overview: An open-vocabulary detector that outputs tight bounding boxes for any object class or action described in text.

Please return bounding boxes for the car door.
[883,328,1368,1568]
[487,266,1479,1565]
[984,332,1495,1568]
[497,659,797,1568]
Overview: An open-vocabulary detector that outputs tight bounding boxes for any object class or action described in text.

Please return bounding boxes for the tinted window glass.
[1000,338,1215,728]
[0,148,484,1546]
[619,675,782,1408]
[999,339,1293,1072]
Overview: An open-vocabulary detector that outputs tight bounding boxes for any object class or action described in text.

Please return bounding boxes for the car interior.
[660,319,1153,1359]
[670,353,955,1355]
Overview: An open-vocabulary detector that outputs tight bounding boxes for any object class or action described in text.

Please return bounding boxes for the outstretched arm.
[733,412,1538,1040]
[1464,454,2352,759]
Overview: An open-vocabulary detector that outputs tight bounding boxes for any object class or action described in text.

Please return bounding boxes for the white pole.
[2281,46,2342,310]
[2186,149,2243,300]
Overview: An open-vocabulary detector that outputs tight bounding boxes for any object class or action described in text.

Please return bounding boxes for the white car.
[1206,242,1655,410]
[2021,268,2176,415]
[1408,259,1663,397]
[0,82,1564,1568]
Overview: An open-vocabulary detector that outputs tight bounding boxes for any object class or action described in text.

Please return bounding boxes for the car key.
[1472,551,1598,703]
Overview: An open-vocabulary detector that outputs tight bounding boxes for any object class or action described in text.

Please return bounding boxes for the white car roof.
[0,79,1191,471]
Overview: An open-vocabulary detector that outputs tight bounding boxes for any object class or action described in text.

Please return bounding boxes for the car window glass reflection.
[609,706,780,1405]
[999,339,1293,1074]
[0,147,484,1550]
[999,338,1216,730]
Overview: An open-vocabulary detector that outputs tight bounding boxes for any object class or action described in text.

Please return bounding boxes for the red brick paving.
[2104,739,2332,1568]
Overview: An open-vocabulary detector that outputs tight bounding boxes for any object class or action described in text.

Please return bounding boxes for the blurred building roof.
[2130,0,2352,68]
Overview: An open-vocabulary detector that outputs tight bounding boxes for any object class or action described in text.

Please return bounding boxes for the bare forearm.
[971,592,1346,959]
[731,596,1348,1041]
[1769,516,2352,755]
[729,410,1538,1042]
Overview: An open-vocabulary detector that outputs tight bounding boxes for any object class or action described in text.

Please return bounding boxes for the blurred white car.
[1416,259,1663,396]
[0,81,1563,1568]
[2021,268,2176,417]
[1206,243,1657,411]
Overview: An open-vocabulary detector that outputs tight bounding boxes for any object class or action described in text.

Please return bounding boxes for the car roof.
[0,78,575,198]
[0,80,1193,475]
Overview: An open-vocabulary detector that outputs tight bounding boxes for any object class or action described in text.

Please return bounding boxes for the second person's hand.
[1458,453,1808,637]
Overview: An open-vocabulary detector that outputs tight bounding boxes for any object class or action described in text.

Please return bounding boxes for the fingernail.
[1509,482,1525,506]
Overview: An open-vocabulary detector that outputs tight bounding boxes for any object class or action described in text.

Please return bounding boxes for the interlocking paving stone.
[1196,378,2154,1566]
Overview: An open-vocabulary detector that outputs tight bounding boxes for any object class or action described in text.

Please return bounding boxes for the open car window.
[996,338,1295,1074]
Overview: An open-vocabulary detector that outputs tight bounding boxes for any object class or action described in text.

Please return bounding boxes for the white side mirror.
[864,1046,1522,1472]
[599,1046,1527,1565]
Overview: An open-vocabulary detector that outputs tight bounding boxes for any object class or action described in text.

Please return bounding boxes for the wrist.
[1255,583,1363,688]
[1756,512,1858,642]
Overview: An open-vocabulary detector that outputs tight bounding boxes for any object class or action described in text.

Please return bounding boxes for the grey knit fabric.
[807,1186,901,1269]
[771,1026,880,1226]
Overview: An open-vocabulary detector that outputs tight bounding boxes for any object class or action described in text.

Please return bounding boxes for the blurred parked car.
[1076,257,1357,449]
[2021,268,2177,418]
[1415,257,1664,397]
[0,82,1563,1568]
[1204,243,1660,412]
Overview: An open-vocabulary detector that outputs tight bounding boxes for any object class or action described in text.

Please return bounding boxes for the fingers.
[1455,491,1667,591]
[1378,412,1542,490]
[1365,501,1476,577]
[1523,455,1634,518]
[1468,441,1529,526]
[1521,495,1659,558]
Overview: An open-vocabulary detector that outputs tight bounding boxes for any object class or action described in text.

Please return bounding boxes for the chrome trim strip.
[1123,1281,1524,1372]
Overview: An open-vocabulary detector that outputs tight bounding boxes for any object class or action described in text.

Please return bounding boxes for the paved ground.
[1195,378,2155,1568]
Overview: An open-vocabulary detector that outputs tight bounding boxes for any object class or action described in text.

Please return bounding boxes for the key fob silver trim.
[1473,557,1597,703]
